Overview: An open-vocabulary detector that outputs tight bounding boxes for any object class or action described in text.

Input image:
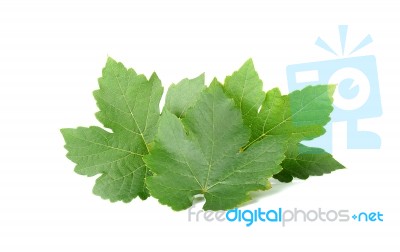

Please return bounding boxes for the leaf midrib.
[243,89,331,150]
[110,65,150,153]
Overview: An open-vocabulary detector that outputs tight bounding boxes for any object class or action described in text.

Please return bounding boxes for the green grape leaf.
[145,81,287,211]
[61,57,345,208]
[61,57,163,202]
[249,85,335,144]
[165,73,206,118]
[223,60,343,181]
[224,59,265,128]
[273,143,345,182]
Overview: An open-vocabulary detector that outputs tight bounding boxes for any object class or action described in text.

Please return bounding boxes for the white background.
[1,0,399,251]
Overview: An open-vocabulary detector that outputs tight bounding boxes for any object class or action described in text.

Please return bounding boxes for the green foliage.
[145,81,286,210]
[61,58,163,202]
[223,60,343,183]
[61,57,344,210]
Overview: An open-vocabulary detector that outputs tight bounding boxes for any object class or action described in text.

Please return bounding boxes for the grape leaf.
[249,85,335,144]
[144,80,287,210]
[252,86,344,181]
[61,57,345,209]
[165,73,205,118]
[224,59,265,128]
[273,143,345,182]
[61,57,163,202]
[223,60,344,182]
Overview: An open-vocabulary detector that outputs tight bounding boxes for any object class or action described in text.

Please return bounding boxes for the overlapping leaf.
[223,60,344,182]
[61,57,344,210]
[145,81,287,210]
[273,144,345,183]
[224,59,265,128]
[165,73,205,118]
[61,58,163,202]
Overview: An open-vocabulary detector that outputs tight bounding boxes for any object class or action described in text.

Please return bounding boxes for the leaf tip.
[106,56,117,65]
[245,57,254,64]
